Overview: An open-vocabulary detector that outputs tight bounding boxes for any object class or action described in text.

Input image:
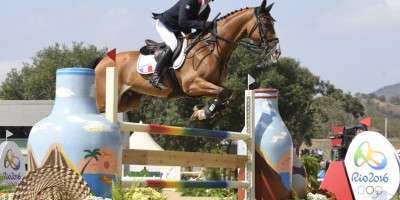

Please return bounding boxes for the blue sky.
[1,0,400,94]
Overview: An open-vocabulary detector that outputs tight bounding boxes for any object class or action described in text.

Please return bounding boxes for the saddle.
[139,37,184,63]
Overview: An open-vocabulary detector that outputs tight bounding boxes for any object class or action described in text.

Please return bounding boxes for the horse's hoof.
[193,104,205,112]
[190,110,207,121]
[190,113,199,121]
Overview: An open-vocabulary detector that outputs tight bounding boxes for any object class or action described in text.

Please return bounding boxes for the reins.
[205,8,279,54]
[210,31,278,54]
[184,6,279,68]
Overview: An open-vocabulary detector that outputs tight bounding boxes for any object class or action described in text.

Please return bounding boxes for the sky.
[1,0,400,94]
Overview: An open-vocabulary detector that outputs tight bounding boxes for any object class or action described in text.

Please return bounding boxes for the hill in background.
[350,82,400,138]
[371,82,400,98]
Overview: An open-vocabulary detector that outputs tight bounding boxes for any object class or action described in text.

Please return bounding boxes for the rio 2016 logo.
[4,149,21,171]
[354,141,387,170]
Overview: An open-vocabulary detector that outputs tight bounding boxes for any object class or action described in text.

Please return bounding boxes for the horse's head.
[249,0,281,62]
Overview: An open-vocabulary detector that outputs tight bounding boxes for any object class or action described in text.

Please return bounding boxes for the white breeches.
[156,19,178,51]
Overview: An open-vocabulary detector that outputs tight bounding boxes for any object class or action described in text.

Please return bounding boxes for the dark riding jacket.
[152,0,211,35]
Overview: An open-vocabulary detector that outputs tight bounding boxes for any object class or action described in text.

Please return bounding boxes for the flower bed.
[0,193,13,200]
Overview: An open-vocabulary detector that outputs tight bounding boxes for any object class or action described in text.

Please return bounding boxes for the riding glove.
[204,21,214,29]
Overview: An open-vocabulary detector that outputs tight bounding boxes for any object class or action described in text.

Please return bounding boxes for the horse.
[89,0,281,120]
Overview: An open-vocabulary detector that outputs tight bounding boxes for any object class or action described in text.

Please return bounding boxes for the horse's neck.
[190,9,254,68]
[218,9,254,42]
[214,9,254,57]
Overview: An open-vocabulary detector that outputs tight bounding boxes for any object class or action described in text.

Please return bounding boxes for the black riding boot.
[149,46,172,90]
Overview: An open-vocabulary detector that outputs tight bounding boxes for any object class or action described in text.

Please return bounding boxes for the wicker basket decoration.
[13,165,92,200]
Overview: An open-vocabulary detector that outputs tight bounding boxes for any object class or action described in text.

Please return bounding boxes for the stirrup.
[149,74,168,90]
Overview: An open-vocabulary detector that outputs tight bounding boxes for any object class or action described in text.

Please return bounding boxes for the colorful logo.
[354,141,387,170]
[4,149,21,171]
[357,185,383,199]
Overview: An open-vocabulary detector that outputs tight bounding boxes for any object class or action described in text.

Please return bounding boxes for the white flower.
[306,192,329,200]
[83,196,112,200]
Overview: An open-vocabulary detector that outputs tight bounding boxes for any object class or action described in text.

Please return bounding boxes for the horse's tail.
[86,57,103,69]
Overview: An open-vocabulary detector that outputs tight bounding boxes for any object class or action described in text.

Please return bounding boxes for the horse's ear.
[265,2,274,13]
[260,0,266,10]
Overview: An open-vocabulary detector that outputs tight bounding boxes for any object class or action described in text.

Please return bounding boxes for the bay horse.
[89,0,281,120]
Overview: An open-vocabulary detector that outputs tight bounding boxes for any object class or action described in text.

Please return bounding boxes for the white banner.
[345,131,400,199]
[0,141,26,185]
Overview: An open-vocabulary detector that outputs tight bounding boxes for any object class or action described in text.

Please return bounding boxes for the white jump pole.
[105,67,118,124]
[245,90,255,200]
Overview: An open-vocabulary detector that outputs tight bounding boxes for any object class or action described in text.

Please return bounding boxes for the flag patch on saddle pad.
[138,65,153,73]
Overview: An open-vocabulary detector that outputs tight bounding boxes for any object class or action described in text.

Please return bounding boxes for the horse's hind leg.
[118,90,142,113]
[216,88,236,107]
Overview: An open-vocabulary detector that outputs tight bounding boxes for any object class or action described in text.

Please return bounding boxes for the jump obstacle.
[104,67,256,200]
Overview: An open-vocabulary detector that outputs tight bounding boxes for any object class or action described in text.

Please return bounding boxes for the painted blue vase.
[27,68,122,198]
[238,89,293,192]
[254,89,293,191]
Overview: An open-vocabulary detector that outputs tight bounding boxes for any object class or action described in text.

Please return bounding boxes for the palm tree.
[80,149,102,175]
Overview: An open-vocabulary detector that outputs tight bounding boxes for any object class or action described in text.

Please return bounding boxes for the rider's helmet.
[354,123,368,132]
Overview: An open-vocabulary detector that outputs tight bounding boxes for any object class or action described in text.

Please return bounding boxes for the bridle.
[248,8,279,55]
[204,7,280,55]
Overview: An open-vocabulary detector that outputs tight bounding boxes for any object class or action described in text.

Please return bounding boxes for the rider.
[149,0,215,90]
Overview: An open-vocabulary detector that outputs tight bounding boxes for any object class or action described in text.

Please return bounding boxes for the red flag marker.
[107,48,116,64]
[359,116,371,127]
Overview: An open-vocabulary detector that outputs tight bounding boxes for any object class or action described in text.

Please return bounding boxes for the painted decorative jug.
[27,68,122,198]
[253,89,293,191]
[238,89,293,196]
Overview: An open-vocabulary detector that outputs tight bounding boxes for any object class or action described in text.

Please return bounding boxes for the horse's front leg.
[184,78,236,121]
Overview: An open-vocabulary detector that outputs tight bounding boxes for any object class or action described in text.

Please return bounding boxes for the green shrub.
[112,179,166,200]
[300,155,321,189]
[0,174,15,193]
[178,188,237,199]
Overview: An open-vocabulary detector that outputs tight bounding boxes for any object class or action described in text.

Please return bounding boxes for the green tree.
[378,95,386,102]
[0,68,25,99]
[389,96,400,105]
[0,42,106,100]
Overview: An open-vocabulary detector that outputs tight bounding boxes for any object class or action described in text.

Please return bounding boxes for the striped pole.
[120,121,250,140]
[121,179,249,189]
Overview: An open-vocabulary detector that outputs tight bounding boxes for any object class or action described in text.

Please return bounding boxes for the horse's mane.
[216,7,252,22]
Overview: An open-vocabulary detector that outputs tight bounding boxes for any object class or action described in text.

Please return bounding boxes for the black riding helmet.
[354,123,368,131]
